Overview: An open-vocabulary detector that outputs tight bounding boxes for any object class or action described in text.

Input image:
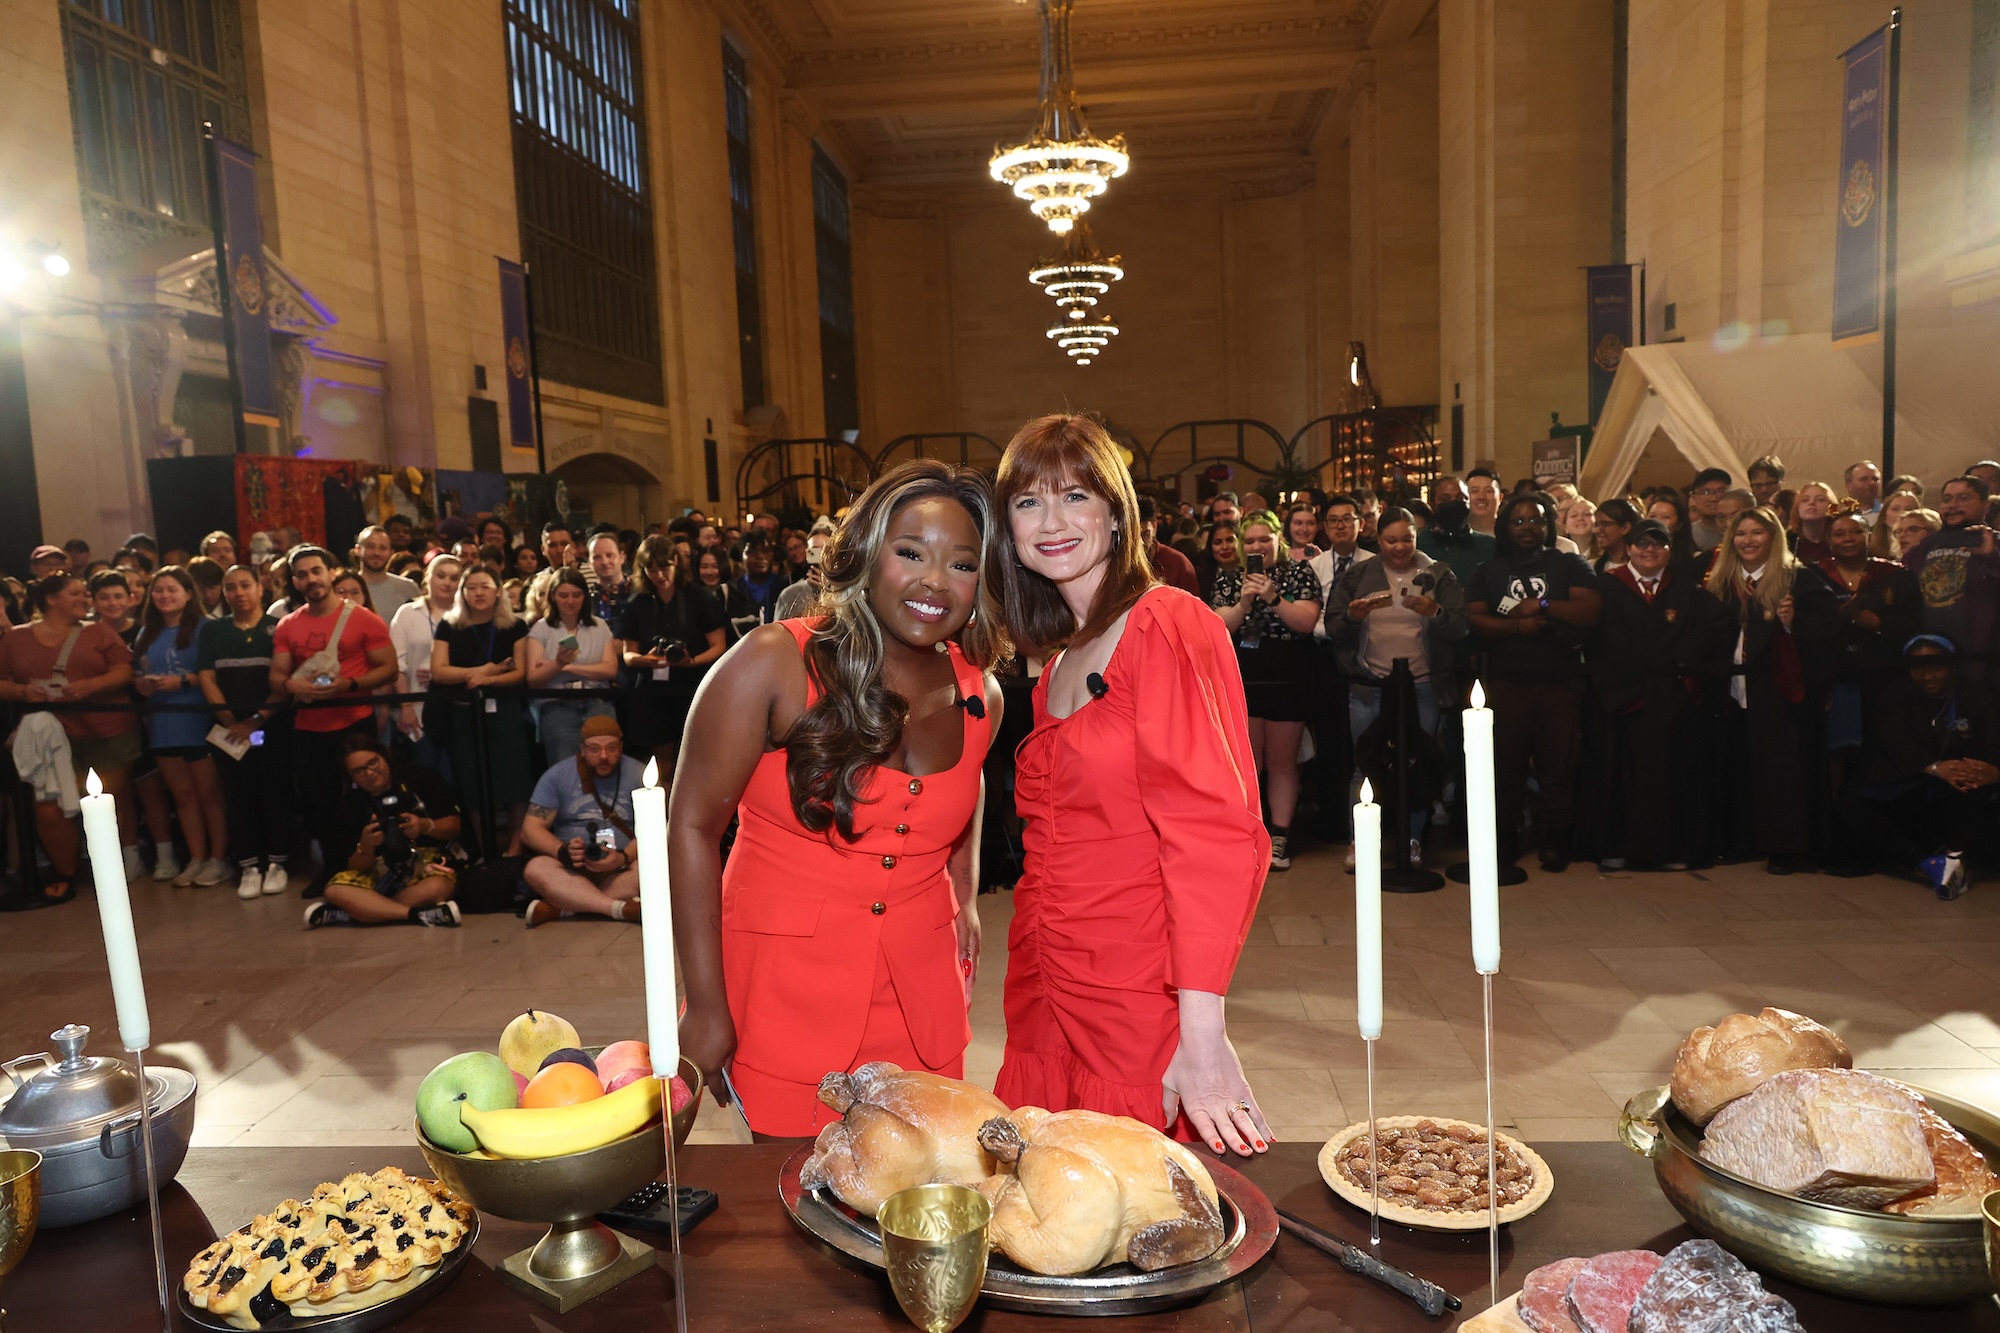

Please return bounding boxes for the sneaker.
[523,899,561,929]
[122,846,145,882]
[153,851,181,883]
[413,901,462,928]
[260,865,289,897]
[1924,852,1971,901]
[1408,839,1423,868]
[236,868,263,901]
[609,898,642,923]
[303,901,351,930]
[1430,800,1451,826]
[1599,857,1627,871]
[1269,833,1292,871]
[1343,844,1357,872]
[192,858,228,887]
[171,859,197,887]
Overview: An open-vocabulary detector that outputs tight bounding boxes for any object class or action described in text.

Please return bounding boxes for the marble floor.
[4,843,1999,1151]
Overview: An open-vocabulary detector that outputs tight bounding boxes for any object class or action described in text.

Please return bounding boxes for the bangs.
[996,424,1120,507]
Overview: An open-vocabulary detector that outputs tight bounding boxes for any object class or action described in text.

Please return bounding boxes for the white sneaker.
[171,858,196,887]
[1409,839,1424,868]
[236,868,263,900]
[261,865,289,896]
[193,858,228,887]
[122,846,145,882]
[1343,844,1357,872]
[153,851,181,882]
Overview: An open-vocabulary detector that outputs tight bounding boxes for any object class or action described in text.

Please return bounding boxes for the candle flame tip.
[1470,679,1486,709]
[643,756,659,787]
[85,768,103,797]
[1358,778,1374,804]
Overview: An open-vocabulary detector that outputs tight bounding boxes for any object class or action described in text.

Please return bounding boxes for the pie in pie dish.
[182,1166,475,1329]
[1317,1116,1555,1231]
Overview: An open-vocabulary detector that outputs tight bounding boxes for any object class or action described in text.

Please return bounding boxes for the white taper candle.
[635,757,679,1077]
[80,769,151,1050]
[1465,681,1501,974]
[1353,779,1383,1039]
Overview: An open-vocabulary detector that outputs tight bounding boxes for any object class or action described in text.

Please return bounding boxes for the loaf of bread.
[1881,1099,2000,1217]
[1670,1008,1852,1125]
[1698,1068,1933,1209]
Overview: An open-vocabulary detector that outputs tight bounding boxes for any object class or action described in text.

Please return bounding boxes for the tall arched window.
[812,146,858,437]
[504,0,663,404]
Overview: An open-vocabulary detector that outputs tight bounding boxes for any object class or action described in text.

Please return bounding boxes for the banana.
[458,1076,662,1159]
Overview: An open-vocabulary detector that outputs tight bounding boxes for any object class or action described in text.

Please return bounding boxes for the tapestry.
[235,457,367,547]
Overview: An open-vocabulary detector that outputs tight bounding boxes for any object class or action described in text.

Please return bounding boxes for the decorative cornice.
[727,0,796,65]
[789,14,1369,75]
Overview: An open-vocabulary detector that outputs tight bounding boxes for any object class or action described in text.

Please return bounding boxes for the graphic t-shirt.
[271,602,393,732]
[1912,528,1988,651]
[529,754,647,849]
[1465,548,1598,676]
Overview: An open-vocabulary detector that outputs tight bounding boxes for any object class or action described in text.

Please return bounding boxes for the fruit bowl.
[417,1059,703,1313]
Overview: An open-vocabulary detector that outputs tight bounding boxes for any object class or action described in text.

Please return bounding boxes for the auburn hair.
[785,459,1008,840]
[988,414,1155,655]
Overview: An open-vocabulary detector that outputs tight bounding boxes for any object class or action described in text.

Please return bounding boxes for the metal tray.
[176,1209,479,1332]
[779,1143,1277,1316]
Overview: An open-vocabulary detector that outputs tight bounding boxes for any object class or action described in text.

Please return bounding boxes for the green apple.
[498,1009,581,1079]
[416,1051,518,1152]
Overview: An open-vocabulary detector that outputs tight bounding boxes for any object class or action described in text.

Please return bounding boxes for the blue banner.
[210,133,278,426]
[1585,264,1638,426]
[1833,26,1889,345]
[497,258,537,453]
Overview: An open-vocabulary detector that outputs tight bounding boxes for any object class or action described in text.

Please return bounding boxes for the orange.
[520,1061,604,1109]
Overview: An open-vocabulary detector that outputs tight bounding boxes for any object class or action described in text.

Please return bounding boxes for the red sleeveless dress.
[719,619,990,1136]
[996,587,1268,1135]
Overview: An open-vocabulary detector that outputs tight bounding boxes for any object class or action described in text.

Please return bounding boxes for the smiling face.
[1829,514,1869,561]
[291,555,331,608]
[1564,500,1596,539]
[588,535,623,587]
[1378,519,1416,567]
[552,581,585,624]
[1010,478,1118,587]
[697,551,724,585]
[1940,481,1985,528]
[357,530,391,574]
[865,495,982,652]
[92,579,130,626]
[150,573,189,620]
[1241,522,1279,566]
[1628,536,1670,577]
[332,574,367,607]
[1731,515,1774,567]
[1503,501,1547,552]
[1467,475,1501,518]
[1592,509,1631,550]
[1208,526,1239,566]
[1286,509,1317,548]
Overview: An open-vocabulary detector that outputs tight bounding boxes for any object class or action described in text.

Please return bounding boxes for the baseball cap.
[1627,519,1671,546]
[29,545,65,563]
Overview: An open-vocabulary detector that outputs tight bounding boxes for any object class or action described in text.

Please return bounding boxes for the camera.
[652,637,689,663]
[373,790,414,863]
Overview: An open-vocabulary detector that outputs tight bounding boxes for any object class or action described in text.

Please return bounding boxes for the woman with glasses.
[1590,498,1641,571]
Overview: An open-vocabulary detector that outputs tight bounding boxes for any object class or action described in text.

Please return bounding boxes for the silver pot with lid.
[0,1023,197,1227]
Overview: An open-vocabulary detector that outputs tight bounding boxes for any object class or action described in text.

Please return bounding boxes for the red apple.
[669,1074,695,1113]
[597,1040,652,1093]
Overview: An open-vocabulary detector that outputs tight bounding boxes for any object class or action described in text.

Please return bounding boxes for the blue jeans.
[1348,679,1439,839]
[538,698,618,767]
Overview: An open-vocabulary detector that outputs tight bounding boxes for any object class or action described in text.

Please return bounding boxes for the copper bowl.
[1621,1081,1997,1304]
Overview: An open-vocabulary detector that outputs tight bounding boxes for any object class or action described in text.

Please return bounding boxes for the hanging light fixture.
[1028,217,1123,315]
[1048,309,1118,367]
[991,0,1129,234]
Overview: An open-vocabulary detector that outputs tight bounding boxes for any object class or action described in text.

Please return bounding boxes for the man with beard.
[1904,476,2000,683]
[1465,493,1601,870]
[353,525,419,620]
[521,715,647,926]
[1585,521,1722,869]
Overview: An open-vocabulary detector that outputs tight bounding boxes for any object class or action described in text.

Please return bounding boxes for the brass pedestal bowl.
[1621,1081,1998,1305]
[0,1150,42,1333]
[419,1062,702,1313]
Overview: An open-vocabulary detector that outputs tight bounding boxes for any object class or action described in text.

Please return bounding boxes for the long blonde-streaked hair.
[989,413,1155,655]
[786,459,1008,840]
[442,565,517,630]
[1705,507,1795,617]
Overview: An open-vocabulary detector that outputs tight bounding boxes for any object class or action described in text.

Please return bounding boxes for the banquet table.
[12,1141,1998,1331]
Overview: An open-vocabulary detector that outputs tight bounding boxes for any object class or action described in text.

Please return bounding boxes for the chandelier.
[990,0,1129,234]
[1028,217,1123,313]
[1047,310,1119,367]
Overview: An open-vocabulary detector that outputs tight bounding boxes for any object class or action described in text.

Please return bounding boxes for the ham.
[1564,1249,1662,1333]
[1517,1257,1586,1333]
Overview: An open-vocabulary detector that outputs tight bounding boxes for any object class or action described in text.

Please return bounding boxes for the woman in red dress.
[988,415,1274,1157]
[671,461,1006,1137]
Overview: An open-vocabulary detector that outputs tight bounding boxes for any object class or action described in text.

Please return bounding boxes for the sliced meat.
[1564,1249,1663,1333]
[1628,1239,1802,1333]
[1517,1257,1587,1333]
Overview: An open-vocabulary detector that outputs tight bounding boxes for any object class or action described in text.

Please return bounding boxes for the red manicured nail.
[1254,1140,1266,1150]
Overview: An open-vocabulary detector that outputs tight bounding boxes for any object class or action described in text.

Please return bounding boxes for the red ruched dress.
[996,587,1269,1135]
[719,619,989,1137]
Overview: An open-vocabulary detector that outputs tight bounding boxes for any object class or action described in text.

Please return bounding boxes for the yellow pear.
[498,1009,580,1079]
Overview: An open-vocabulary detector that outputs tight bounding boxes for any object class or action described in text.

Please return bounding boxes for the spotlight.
[0,258,26,294]
[41,252,69,277]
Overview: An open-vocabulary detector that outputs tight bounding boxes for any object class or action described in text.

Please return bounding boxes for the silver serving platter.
[779,1142,1278,1316]
[177,1209,479,1333]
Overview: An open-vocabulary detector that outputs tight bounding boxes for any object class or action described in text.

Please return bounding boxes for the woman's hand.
[398,702,422,738]
[955,900,982,1004]
[679,1000,739,1104]
[225,719,257,745]
[133,674,160,697]
[556,645,579,667]
[1402,592,1439,618]
[1241,572,1276,604]
[1777,594,1796,630]
[1162,991,1272,1156]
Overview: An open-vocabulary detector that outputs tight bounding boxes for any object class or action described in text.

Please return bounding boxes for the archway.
[548,450,662,532]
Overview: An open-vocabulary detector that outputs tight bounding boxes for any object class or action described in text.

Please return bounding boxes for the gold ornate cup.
[877,1184,990,1333]
[1983,1189,2000,1302]
[0,1149,43,1333]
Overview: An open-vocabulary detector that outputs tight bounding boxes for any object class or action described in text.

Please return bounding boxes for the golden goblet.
[0,1150,43,1333]
[876,1184,990,1333]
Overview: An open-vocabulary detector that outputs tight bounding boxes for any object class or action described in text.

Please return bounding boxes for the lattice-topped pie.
[182,1166,474,1329]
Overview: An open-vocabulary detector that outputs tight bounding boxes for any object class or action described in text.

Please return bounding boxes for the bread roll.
[1698,1068,1933,1209]
[1670,1008,1852,1125]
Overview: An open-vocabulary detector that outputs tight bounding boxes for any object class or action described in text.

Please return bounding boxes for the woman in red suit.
[671,461,1006,1137]
[989,415,1273,1157]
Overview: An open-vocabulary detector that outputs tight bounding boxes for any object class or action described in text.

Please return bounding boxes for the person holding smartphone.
[1211,511,1323,871]
[197,565,293,899]
[525,568,620,765]
[616,537,727,783]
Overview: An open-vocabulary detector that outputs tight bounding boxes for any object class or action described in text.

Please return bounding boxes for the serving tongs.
[1275,1208,1462,1317]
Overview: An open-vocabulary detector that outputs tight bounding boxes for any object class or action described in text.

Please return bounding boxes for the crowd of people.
[0,510,833,924]
[3,446,1994,935]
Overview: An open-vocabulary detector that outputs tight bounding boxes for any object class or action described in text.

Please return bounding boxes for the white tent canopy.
[1580,335,1976,500]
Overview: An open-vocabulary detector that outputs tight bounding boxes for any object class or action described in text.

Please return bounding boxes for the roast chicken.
[975,1108,1226,1275]
[799,1062,1011,1216]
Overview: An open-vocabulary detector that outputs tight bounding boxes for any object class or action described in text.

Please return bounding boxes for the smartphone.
[805,548,824,567]
[1246,554,1266,576]
[249,730,265,747]
[559,633,580,652]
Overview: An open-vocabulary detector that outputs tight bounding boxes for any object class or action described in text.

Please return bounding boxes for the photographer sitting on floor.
[520,715,647,927]
[304,734,464,928]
